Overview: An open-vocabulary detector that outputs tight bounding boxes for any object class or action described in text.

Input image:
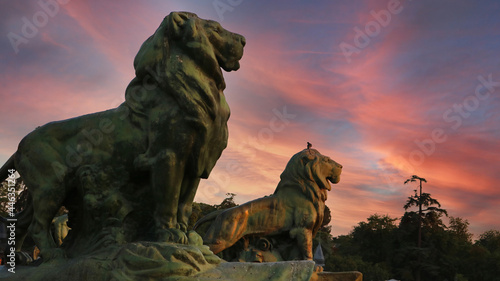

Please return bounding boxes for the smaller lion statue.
[194,148,342,260]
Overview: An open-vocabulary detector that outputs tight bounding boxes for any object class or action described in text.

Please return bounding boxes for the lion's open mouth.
[327,176,340,185]
[221,60,240,72]
[218,48,243,71]
[218,39,244,72]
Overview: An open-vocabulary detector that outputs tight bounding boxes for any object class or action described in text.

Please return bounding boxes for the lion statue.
[0,11,244,262]
[194,148,342,260]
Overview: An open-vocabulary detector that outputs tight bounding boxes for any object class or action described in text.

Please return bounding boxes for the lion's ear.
[301,154,317,181]
[303,161,315,182]
[301,152,316,164]
[169,12,192,38]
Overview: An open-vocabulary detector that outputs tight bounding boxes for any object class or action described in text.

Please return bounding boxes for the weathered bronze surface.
[195,148,342,262]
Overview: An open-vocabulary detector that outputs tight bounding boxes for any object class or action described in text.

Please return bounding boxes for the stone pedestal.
[0,255,316,281]
[0,241,221,281]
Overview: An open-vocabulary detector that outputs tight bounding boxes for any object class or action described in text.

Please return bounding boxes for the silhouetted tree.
[215,193,237,210]
[449,216,473,243]
[401,175,449,281]
[460,229,500,281]
[477,229,500,253]
[329,214,397,280]
[188,193,239,231]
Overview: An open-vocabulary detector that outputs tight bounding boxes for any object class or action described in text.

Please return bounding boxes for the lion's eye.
[212,24,223,34]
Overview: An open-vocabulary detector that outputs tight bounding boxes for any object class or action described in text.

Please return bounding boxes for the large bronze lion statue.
[0,11,244,261]
[194,148,342,261]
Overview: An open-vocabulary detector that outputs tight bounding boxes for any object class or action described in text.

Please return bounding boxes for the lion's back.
[15,107,145,180]
[226,196,292,237]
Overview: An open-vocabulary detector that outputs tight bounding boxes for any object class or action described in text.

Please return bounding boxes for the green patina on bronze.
[0,11,245,280]
[195,149,342,262]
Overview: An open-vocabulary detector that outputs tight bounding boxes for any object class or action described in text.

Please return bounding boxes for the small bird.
[307,142,312,150]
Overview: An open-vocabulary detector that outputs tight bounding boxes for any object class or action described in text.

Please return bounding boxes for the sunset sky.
[1,0,499,238]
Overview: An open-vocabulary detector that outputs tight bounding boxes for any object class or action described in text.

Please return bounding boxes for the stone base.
[317,271,363,281]
[0,252,316,281]
[0,240,221,281]
[0,245,356,281]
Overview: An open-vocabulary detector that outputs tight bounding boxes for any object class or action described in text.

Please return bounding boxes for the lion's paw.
[187,230,204,246]
[156,228,188,244]
[176,222,188,233]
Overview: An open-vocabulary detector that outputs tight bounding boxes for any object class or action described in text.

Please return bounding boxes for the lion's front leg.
[177,176,201,232]
[290,227,314,260]
[150,149,188,244]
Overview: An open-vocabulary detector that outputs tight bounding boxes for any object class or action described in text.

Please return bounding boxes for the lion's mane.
[124,12,229,123]
[121,11,244,178]
[275,149,332,205]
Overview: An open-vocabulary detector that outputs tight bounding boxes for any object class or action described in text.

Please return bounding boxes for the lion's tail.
[193,209,225,231]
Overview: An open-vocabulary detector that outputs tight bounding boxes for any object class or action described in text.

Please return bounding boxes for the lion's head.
[125,11,245,119]
[275,149,342,202]
[132,11,245,87]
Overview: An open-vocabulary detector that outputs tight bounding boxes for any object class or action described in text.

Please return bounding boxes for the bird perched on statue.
[307,142,312,150]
